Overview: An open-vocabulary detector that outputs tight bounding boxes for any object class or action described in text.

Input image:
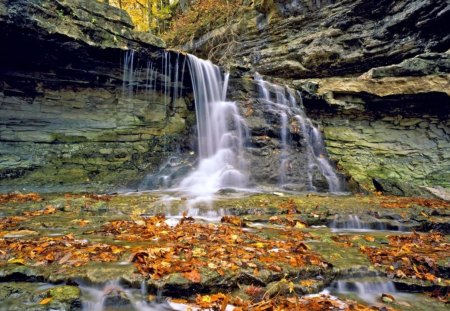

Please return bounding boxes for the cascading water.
[328,279,397,305]
[254,74,343,192]
[329,214,409,232]
[122,50,343,196]
[178,55,248,197]
[123,50,248,197]
[80,281,187,311]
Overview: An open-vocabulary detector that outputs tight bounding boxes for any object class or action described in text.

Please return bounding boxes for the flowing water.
[329,214,409,232]
[254,74,343,192]
[327,278,397,305]
[178,55,248,198]
[80,280,238,311]
[122,51,344,211]
[80,281,186,311]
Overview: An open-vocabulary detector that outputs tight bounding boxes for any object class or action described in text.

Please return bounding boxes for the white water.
[329,214,409,232]
[330,214,365,232]
[122,51,343,200]
[330,279,397,305]
[178,55,248,198]
[80,281,188,311]
[80,280,237,311]
[254,74,343,192]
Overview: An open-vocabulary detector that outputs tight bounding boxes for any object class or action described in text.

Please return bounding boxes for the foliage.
[1,193,449,308]
[0,234,124,267]
[100,0,260,63]
[100,0,179,33]
[360,232,450,285]
[379,196,450,209]
[0,192,42,203]
[194,291,394,311]
[99,214,328,280]
[162,0,247,47]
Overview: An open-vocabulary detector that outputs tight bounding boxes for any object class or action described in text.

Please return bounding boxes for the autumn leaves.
[100,214,329,282]
[1,192,449,309]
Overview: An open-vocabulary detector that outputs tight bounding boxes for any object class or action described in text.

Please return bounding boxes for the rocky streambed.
[0,192,448,310]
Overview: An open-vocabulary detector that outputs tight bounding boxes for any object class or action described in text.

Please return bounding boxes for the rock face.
[227,76,345,192]
[1,0,449,195]
[0,0,194,192]
[300,76,450,195]
[186,0,449,78]
[180,0,450,195]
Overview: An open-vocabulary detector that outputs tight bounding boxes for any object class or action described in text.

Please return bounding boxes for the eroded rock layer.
[182,0,450,196]
[0,0,194,192]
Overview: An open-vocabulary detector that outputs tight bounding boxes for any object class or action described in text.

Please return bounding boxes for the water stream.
[80,281,186,311]
[178,55,248,198]
[329,214,410,232]
[121,51,344,212]
[254,74,343,192]
[79,280,239,311]
[327,278,398,305]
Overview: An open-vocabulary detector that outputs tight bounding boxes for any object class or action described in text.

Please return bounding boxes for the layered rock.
[293,51,450,195]
[1,0,449,195]
[185,0,449,78]
[0,0,194,192]
[179,0,450,196]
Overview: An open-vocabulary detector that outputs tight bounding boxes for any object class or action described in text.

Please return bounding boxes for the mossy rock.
[49,285,81,302]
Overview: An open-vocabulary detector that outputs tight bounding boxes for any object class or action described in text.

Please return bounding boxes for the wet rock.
[0,0,195,192]
[0,282,80,311]
[365,53,450,78]
[294,74,450,99]
[177,0,450,196]
[103,291,133,309]
[373,179,435,198]
[48,286,82,310]
[0,0,165,50]
[297,85,450,194]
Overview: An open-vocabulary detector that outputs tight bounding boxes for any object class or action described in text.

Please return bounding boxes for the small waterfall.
[330,214,365,232]
[330,279,397,305]
[122,50,136,97]
[122,50,192,190]
[178,55,248,197]
[254,74,343,192]
[80,281,184,311]
[123,50,248,196]
[329,214,409,232]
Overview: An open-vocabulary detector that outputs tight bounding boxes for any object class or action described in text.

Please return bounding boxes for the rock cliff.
[1,0,449,196]
[0,0,194,192]
[181,0,450,196]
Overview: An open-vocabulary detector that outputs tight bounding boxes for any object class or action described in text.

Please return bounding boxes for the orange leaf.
[364,236,375,242]
[184,269,201,283]
[39,297,52,305]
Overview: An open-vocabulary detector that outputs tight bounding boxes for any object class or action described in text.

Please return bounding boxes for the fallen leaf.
[364,236,375,242]
[39,297,52,305]
[7,258,26,265]
[184,270,201,283]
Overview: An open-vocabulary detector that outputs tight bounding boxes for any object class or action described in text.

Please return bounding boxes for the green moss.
[49,286,81,302]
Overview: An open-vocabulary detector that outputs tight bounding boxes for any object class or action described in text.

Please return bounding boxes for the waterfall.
[80,280,186,311]
[330,279,397,305]
[178,55,248,196]
[329,214,409,232]
[121,50,343,194]
[254,74,343,192]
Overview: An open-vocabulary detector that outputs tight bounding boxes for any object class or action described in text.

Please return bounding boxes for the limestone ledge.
[303,99,450,195]
[294,74,450,109]
[0,84,192,192]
